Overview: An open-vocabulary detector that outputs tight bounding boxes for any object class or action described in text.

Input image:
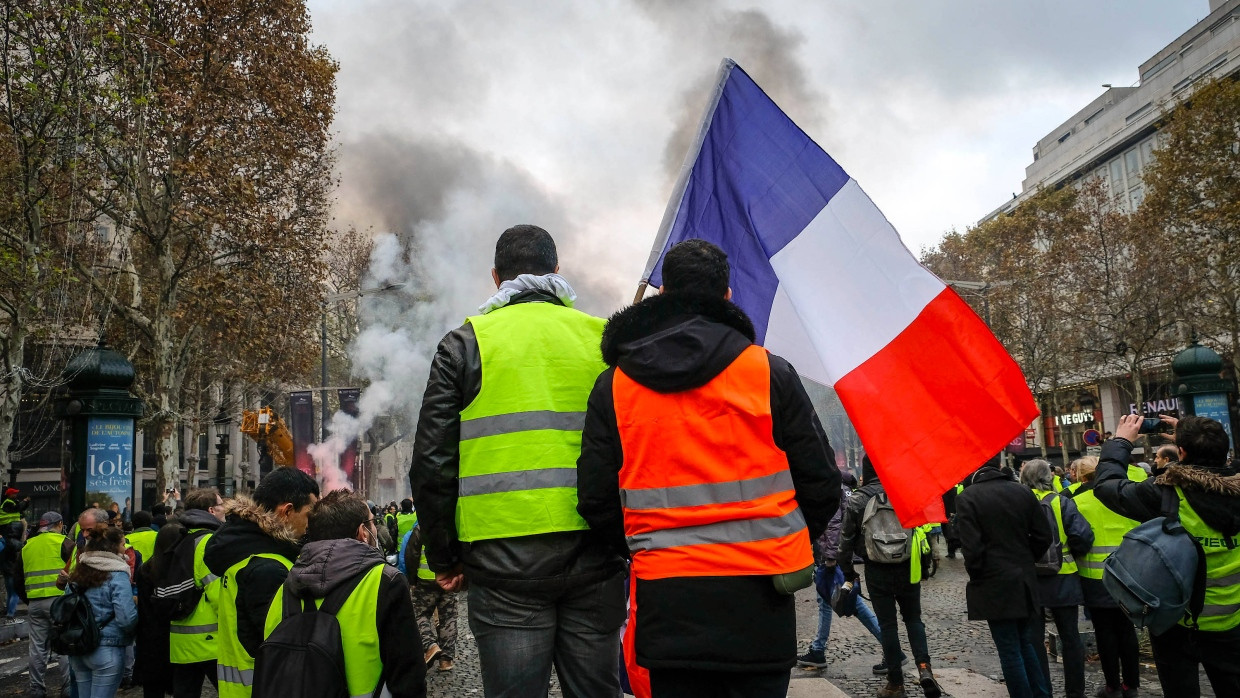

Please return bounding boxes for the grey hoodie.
[282,538,427,698]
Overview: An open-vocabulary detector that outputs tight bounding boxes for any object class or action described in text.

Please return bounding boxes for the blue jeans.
[3,575,18,617]
[809,592,886,652]
[988,619,1050,698]
[69,644,125,698]
[468,572,626,698]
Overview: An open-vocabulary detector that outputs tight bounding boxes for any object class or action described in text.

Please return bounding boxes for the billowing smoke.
[307,1,830,494]
[309,133,623,491]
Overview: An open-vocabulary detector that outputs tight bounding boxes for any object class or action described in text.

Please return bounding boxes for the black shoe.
[797,648,827,668]
[917,663,942,698]
[872,657,907,675]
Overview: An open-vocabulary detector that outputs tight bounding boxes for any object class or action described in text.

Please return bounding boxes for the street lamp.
[214,410,230,496]
[320,283,406,440]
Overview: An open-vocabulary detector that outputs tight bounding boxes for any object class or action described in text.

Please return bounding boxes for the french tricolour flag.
[641,60,1039,526]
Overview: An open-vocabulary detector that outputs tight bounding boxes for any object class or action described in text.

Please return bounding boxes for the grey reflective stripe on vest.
[202,574,220,586]
[1089,545,1120,555]
[622,471,794,511]
[627,508,807,552]
[1203,602,1240,617]
[459,468,577,497]
[24,568,62,580]
[459,410,586,441]
[25,580,59,590]
[1207,571,1240,588]
[218,665,254,685]
[170,623,218,634]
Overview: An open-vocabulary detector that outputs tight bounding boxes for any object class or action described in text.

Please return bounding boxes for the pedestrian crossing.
[787,668,1007,698]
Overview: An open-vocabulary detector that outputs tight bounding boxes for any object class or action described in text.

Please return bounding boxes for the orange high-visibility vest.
[614,344,813,581]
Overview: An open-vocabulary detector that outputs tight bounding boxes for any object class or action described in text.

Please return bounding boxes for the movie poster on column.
[86,418,134,512]
[289,391,316,477]
[337,388,361,490]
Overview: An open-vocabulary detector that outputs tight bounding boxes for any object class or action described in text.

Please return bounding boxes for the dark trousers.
[865,562,930,685]
[171,660,218,698]
[1089,606,1140,691]
[1150,623,1240,698]
[649,668,789,698]
[468,572,626,698]
[987,618,1050,698]
[1034,606,1084,698]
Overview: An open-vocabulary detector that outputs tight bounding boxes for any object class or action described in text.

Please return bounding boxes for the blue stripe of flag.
[649,61,851,342]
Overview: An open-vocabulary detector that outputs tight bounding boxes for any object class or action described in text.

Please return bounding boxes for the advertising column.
[85,418,134,512]
[289,391,316,478]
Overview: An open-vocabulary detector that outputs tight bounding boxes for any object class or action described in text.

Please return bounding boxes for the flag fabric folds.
[642,59,1039,525]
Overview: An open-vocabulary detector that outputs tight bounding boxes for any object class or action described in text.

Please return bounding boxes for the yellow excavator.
[239,407,294,471]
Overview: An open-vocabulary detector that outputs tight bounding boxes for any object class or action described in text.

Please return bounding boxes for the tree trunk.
[0,324,26,485]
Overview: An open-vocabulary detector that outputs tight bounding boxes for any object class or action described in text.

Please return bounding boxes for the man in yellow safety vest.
[409,225,626,697]
[203,468,319,698]
[1095,414,1240,696]
[15,511,72,697]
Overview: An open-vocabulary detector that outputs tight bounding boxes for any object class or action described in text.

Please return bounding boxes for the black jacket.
[282,539,426,698]
[576,292,840,672]
[955,465,1051,621]
[408,290,626,592]
[203,496,303,658]
[1094,438,1240,539]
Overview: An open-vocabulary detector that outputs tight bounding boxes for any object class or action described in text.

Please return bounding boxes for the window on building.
[1126,103,1153,123]
[1110,159,1125,198]
[1058,131,1072,143]
[1084,108,1105,126]
[1141,138,1157,169]
[1125,149,1141,187]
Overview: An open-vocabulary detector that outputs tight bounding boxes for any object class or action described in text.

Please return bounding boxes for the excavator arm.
[240,407,295,467]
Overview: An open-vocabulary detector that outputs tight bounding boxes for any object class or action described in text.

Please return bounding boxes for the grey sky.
[308,0,1208,315]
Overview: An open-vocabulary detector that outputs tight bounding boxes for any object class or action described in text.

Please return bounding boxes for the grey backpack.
[1034,493,1064,576]
[1102,487,1206,635]
[862,491,912,564]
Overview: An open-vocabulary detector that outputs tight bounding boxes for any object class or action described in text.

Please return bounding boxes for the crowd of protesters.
[0,226,1235,698]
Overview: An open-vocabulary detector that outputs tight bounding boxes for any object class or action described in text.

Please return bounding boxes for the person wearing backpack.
[203,467,319,698]
[1019,459,1093,698]
[15,511,73,698]
[135,522,188,698]
[956,459,1053,698]
[1094,413,1240,698]
[255,489,425,698]
[797,471,890,671]
[1070,456,1142,698]
[161,488,227,697]
[62,523,138,697]
[838,456,940,698]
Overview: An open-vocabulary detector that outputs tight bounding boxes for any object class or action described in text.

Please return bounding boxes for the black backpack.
[150,528,209,621]
[1034,492,1065,576]
[49,583,111,656]
[252,569,374,698]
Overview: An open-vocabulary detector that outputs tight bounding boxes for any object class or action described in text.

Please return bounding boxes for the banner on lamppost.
[289,391,316,477]
[86,418,134,513]
[338,388,361,491]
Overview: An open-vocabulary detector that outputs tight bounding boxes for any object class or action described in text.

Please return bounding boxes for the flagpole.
[633,58,737,303]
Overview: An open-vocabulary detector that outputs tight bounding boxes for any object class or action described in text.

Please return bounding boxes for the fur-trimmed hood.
[203,495,303,577]
[1156,464,1240,537]
[600,292,755,392]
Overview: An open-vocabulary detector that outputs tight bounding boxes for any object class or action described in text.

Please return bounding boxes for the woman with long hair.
[66,524,138,697]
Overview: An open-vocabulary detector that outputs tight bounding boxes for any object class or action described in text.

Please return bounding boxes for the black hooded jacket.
[576,292,840,672]
[279,539,426,698]
[1094,437,1240,539]
[203,497,303,658]
[407,290,626,592]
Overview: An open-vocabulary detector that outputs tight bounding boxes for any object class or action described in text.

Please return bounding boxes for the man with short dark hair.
[168,488,227,697]
[577,239,840,697]
[16,511,72,698]
[410,224,626,697]
[205,467,320,698]
[127,511,157,562]
[1095,414,1240,697]
[260,490,426,697]
[396,498,418,542]
[1153,443,1179,476]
